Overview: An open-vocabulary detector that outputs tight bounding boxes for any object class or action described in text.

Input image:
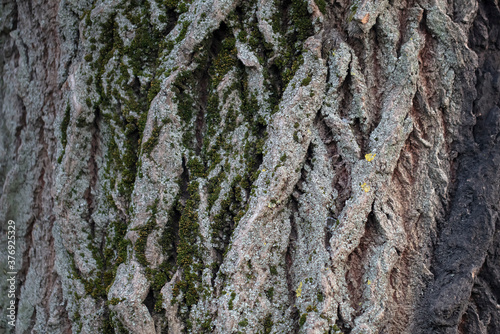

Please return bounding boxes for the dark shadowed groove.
[457,0,500,331]
[315,114,352,217]
[14,97,26,155]
[336,304,351,334]
[84,108,101,238]
[315,114,338,160]
[418,0,500,331]
[286,196,300,334]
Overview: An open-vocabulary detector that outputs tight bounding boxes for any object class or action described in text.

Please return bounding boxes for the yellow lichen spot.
[365,153,376,161]
[296,282,303,297]
[360,183,370,192]
[262,169,266,172]
[367,279,371,285]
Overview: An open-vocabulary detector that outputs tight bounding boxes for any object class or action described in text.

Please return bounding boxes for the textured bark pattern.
[1,0,499,333]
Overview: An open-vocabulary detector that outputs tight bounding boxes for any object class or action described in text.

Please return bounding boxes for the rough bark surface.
[1,0,499,333]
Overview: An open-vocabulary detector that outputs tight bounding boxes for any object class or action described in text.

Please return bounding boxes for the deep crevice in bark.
[419,0,500,331]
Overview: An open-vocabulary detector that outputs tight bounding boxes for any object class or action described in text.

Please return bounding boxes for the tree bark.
[1,0,499,333]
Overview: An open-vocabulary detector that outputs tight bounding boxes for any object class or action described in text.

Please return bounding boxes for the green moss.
[103,311,130,334]
[237,30,247,42]
[205,94,220,137]
[238,319,248,327]
[142,122,162,155]
[177,1,189,14]
[160,181,202,312]
[90,16,135,198]
[207,171,225,210]
[299,313,307,326]
[173,70,196,124]
[200,316,213,331]
[175,21,190,43]
[162,40,175,55]
[173,270,201,307]
[210,37,237,88]
[211,175,248,258]
[224,107,237,133]
[118,135,139,198]
[133,199,159,266]
[269,1,311,94]
[92,2,171,199]
[94,14,122,101]
[147,78,161,104]
[108,297,122,305]
[265,287,274,301]
[181,131,195,148]
[291,0,314,41]
[301,73,312,86]
[269,265,278,275]
[187,156,207,178]
[172,180,203,308]
[154,295,164,312]
[71,3,182,330]
[69,207,129,304]
[316,0,327,14]
[228,291,236,310]
[61,103,71,148]
[306,304,318,312]
[158,14,167,23]
[263,314,273,334]
[157,0,191,13]
[110,220,129,266]
[126,18,161,75]
[57,151,65,163]
[348,4,358,22]
[280,153,287,162]
[157,198,183,284]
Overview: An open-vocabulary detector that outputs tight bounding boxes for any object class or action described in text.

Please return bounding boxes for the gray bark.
[1,0,499,333]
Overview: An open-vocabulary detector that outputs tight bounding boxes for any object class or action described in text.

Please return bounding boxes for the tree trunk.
[1,0,499,333]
